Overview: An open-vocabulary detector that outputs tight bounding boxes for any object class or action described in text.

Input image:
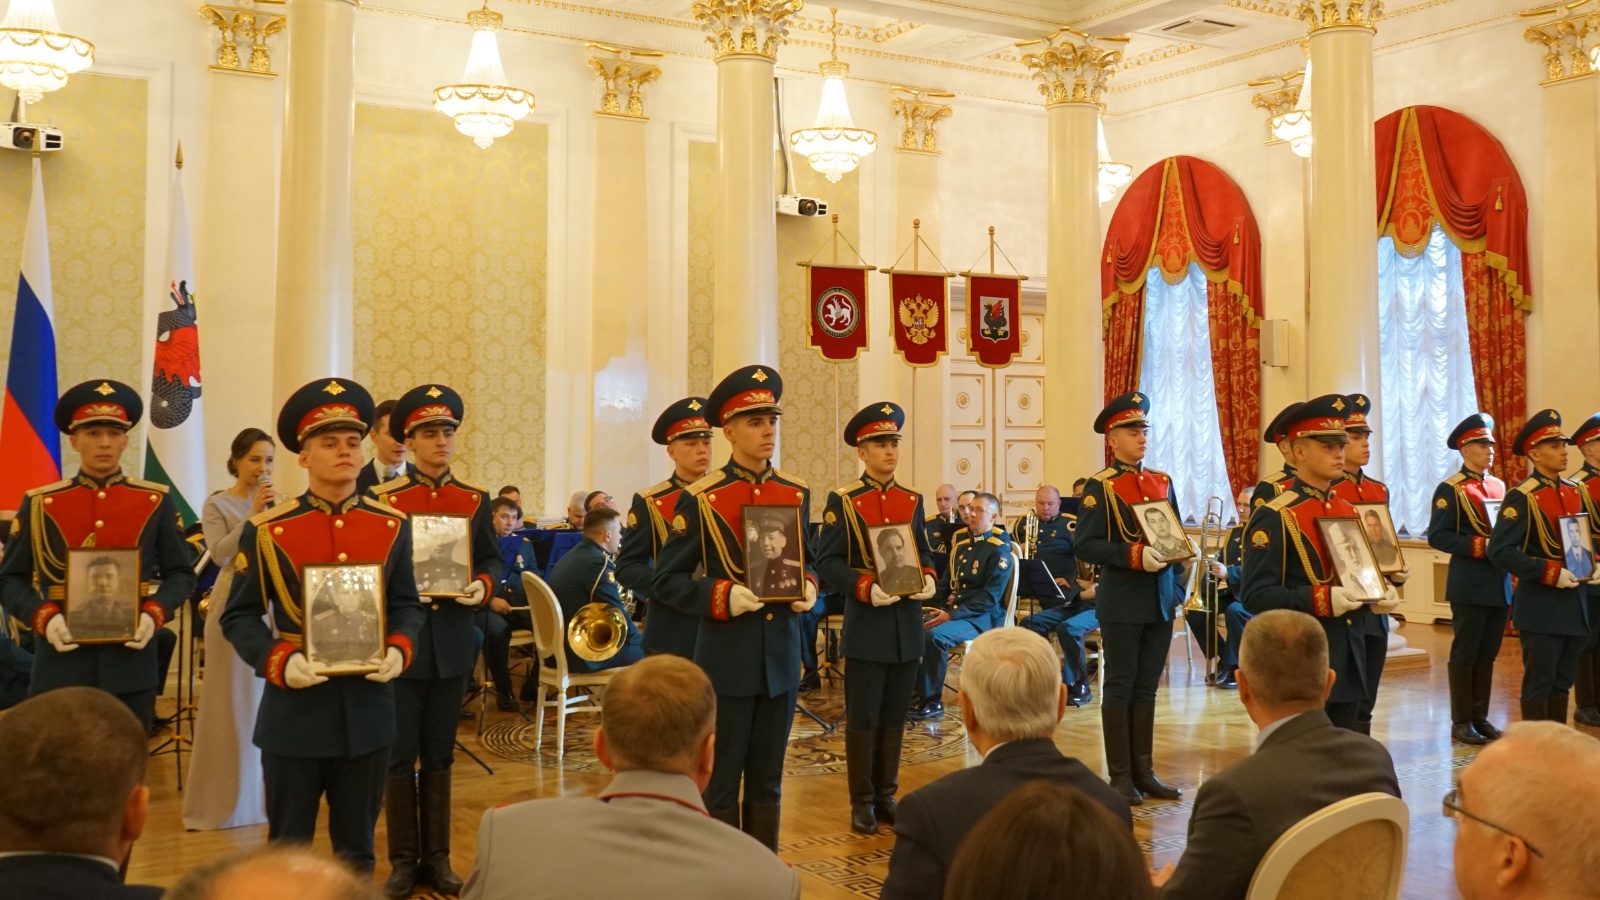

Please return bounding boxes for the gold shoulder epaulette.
[986,535,1004,545]
[24,478,73,498]
[774,468,808,489]
[249,498,300,526]
[373,474,412,495]
[123,476,170,493]
[1266,491,1297,512]
[1146,467,1171,480]
[835,479,864,498]
[1365,475,1388,489]
[452,476,486,495]
[1445,472,1467,486]
[686,471,723,496]
[640,479,674,498]
[361,496,407,518]
[1090,467,1116,481]
[1574,470,1594,484]
[1514,479,1538,495]
[1064,511,1078,521]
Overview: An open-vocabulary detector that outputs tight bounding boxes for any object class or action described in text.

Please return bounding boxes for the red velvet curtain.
[1375,106,1530,484]
[1101,157,1263,502]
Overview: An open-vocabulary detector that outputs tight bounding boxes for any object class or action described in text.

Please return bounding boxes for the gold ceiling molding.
[1016,27,1128,104]
[506,0,700,30]
[1521,0,1600,81]
[788,36,1033,79]
[1116,42,1203,68]
[1225,0,1301,17]
[793,15,921,42]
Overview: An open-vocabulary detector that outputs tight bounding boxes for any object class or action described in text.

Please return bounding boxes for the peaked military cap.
[652,397,713,445]
[1093,391,1151,434]
[390,383,463,441]
[54,380,142,433]
[1344,393,1373,433]
[1263,402,1304,443]
[707,365,783,427]
[845,401,905,446]
[1571,413,1600,448]
[277,377,374,453]
[1283,394,1350,444]
[1512,408,1568,456]
[1447,413,1497,450]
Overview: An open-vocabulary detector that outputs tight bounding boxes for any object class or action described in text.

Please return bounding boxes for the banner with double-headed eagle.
[888,271,949,367]
[966,274,1022,368]
[805,264,871,361]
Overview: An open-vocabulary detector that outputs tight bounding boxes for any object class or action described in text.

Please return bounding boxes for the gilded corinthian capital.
[1296,0,1383,32]
[587,43,664,117]
[1521,1,1600,82]
[691,0,803,60]
[1015,28,1127,106]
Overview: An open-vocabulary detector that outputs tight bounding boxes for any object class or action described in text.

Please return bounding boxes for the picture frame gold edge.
[64,546,144,645]
[302,562,389,676]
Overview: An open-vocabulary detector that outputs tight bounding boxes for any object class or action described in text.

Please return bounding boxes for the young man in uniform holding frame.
[1569,412,1600,727]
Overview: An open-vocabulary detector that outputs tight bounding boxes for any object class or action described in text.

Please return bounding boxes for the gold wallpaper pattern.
[352,105,548,509]
[686,139,716,397]
[0,73,147,477]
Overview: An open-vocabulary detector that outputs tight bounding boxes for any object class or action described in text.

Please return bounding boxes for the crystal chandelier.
[0,0,93,105]
[1097,116,1132,204]
[789,8,876,184]
[433,1,534,149]
[1270,59,1312,158]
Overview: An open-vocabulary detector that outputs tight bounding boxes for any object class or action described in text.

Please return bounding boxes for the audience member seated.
[356,399,408,494]
[479,496,538,710]
[548,507,643,673]
[1061,477,1088,516]
[543,491,588,530]
[497,486,537,528]
[161,846,383,900]
[583,490,616,512]
[0,687,161,899]
[944,781,1154,900]
[1450,721,1600,900]
[911,492,1014,721]
[461,655,799,900]
[1154,609,1400,898]
[882,629,1131,900]
[0,532,32,709]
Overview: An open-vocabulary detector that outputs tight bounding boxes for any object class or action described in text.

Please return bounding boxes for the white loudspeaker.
[1260,319,1289,368]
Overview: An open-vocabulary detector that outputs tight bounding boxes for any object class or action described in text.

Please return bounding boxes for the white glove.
[1371,584,1402,613]
[1330,586,1364,616]
[790,579,818,613]
[284,652,328,689]
[123,612,157,650]
[364,646,406,683]
[869,583,898,607]
[1139,546,1164,573]
[44,616,78,653]
[1557,568,1581,589]
[457,578,487,607]
[1388,565,1410,586]
[910,575,937,601]
[1587,567,1600,585]
[729,585,763,616]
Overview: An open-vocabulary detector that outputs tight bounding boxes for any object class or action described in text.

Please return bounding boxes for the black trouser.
[154,629,178,695]
[479,608,531,697]
[704,689,798,812]
[1449,604,1508,666]
[263,746,389,872]
[845,658,918,730]
[1520,631,1585,700]
[390,674,469,774]
[1354,627,1388,728]
[1099,621,1170,708]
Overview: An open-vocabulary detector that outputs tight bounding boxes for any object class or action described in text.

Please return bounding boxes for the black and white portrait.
[743,505,804,601]
[1482,499,1502,528]
[1353,503,1405,574]
[411,513,471,597]
[1559,514,1594,581]
[1133,500,1194,563]
[65,548,140,643]
[869,523,924,596]
[304,564,386,674]
[1318,517,1385,601]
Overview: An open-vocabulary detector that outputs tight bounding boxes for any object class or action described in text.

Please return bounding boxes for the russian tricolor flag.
[0,158,60,509]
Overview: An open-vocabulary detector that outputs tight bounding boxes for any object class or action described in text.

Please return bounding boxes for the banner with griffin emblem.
[804,264,871,361]
[965,274,1022,368]
[888,271,949,367]
[144,148,205,526]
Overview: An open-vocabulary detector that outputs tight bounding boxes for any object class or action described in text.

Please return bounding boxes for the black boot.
[1521,697,1546,723]
[743,801,781,853]
[1548,691,1570,725]
[1471,662,1503,739]
[709,806,740,830]
[1101,706,1141,806]
[1449,664,1487,745]
[1574,652,1600,726]
[844,730,877,834]
[382,774,419,899]
[1129,702,1181,801]
[418,771,464,895]
[872,726,906,826]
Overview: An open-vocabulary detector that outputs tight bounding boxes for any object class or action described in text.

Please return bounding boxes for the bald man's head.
[163,846,381,900]
[1034,485,1061,518]
[934,484,956,517]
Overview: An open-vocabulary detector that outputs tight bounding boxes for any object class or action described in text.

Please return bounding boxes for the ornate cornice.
[691,0,802,60]
[793,15,919,43]
[1521,0,1600,82]
[1016,27,1127,105]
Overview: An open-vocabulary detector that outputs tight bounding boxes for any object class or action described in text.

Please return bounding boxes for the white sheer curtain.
[1139,263,1237,524]
[1377,224,1479,536]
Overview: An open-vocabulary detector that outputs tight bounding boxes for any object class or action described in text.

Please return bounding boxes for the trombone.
[1184,496,1225,683]
[1019,508,1040,559]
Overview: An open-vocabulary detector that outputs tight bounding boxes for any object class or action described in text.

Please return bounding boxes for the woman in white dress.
[182,428,276,830]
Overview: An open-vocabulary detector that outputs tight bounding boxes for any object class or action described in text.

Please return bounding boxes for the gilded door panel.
[1002,374,1045,430]
[949,371,988,430]
[1018,313,1045,364]
[949,439,989,492]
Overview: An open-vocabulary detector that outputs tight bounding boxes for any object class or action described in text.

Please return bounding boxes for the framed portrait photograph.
[1558,513,1595,581]
[1351,502,1406,574]
[1131,500,1195,563]
[869,522,924,597]
[303,563,387,675]
[410,513,471,598]
[65,547,141,644]
[1482,499,1503,528]
[742,505,805,602]
[1316,517,1386,602]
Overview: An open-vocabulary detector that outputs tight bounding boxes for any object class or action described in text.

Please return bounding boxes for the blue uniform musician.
[816,402,937,835]
[219,378,425,872]
[910,492,1012,722]
[923,484,961,585]
[616,397,714,659]
[480,496,537,711]
[1017,484,1098,707]
[1428,413,1512,745]
[1241,395,1401,732]
[1487,409,1597,724]
[1077,392,1185,806]
[1249,402,1304,512]
[368,384,501,898]
[548,506,644,673]
[1569,413,1600,728]
[0,380,197,730]
[652,365,818,851]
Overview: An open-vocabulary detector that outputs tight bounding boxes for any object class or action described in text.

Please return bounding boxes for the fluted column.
[272,0,356,492]
[1302,1,1381,402]
[1020,30,1120,484]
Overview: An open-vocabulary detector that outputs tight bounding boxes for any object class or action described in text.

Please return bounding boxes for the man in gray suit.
[1154,609,1400,898]
[460,655,799,900]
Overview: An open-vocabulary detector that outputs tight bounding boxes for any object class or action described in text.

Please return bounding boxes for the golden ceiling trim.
[788,36,1033,79]
[506,0,701,30]
[1224,0,1301,17]
[793,14,921,42]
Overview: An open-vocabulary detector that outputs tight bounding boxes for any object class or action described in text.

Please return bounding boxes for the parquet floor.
[129,621,1560,898]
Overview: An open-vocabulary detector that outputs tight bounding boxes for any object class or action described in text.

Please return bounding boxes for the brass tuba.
[567,602,629,662]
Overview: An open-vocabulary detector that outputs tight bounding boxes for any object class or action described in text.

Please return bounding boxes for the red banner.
[805,264,870,361]
[889,271,949,367]
[966,274,1022,368]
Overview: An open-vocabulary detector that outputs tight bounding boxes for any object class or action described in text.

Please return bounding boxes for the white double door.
[947,300,1047,518]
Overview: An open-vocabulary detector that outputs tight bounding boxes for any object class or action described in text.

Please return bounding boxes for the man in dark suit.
[1153,609,1400,898]
[881,629,1130,900]
[356,399,408,495]
[0,687,162,899]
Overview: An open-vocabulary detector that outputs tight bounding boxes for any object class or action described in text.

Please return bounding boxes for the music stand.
[1017,559,1065,619]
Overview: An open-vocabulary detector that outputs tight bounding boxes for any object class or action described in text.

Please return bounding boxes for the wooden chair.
[1245,793,1409,900]
[520,571,626,758]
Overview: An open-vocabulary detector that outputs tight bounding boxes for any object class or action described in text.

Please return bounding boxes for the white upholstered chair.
[520,571,625,758]
[1245,792,1409,900]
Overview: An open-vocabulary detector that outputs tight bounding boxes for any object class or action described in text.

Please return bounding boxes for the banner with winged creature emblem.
[805,264,871,361]
[965,274,1022,368]
[888,271,949,367]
